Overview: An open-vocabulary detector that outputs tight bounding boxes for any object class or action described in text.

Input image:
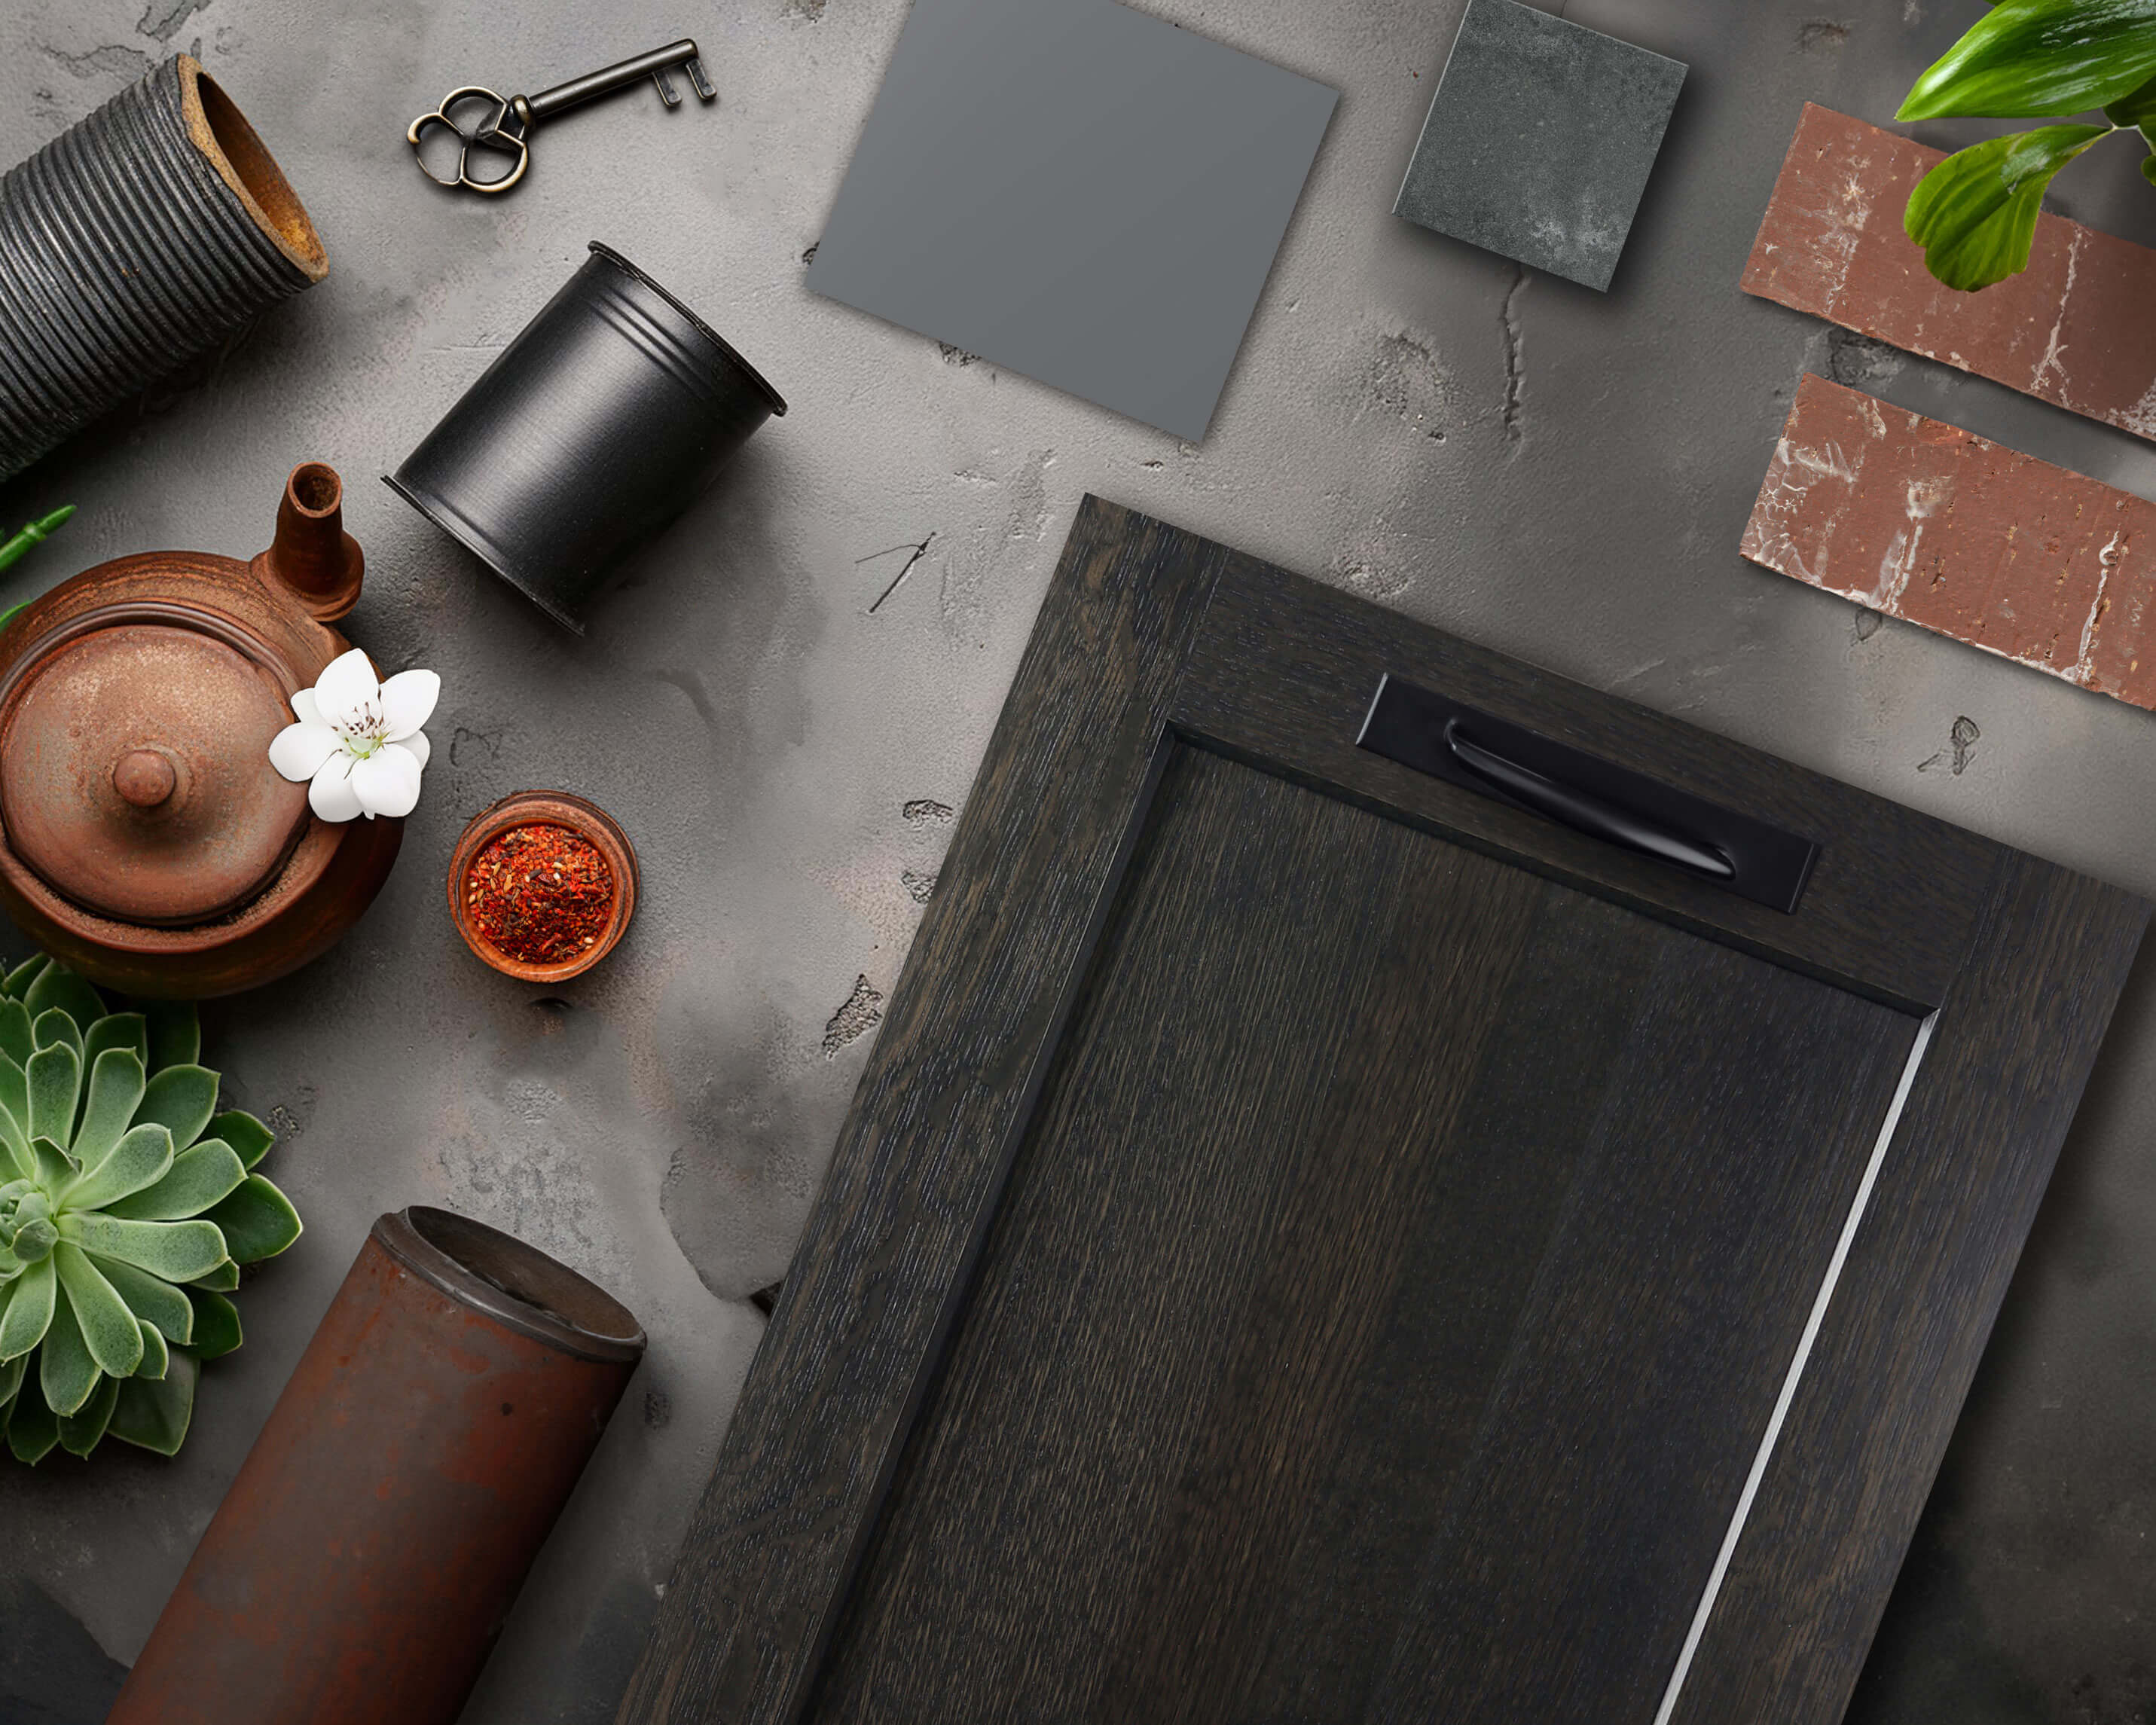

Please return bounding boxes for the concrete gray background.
[0,0,2150,1720]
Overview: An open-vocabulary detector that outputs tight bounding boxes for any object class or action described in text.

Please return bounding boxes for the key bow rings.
[408,87,530,195]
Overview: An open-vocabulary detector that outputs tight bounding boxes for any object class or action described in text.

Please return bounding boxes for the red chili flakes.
[466,823,615,966]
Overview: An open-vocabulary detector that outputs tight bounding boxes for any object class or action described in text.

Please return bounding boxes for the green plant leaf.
[139,1001,199,1075]
[56,1370,118,1457]
[185,1288,241,1360]
[2,955,50,1002]
[30,1136,75,1189]
[0,1350,20,1410]
[1904,125,2111,289]
[69,1049,146,1174]
[81,1012,147,1073]
[189,1261,239,1292]
[104,1140,243,1222]
[0,1061,31,1182]
[22,963,102,1033]
[108,1348,195,1456]
[38,1290,99,1416]
[59,1215,227,1284]
[133,1064,217,1153]
[209,1110,274,1171]
[2106,65,2156,124]
[0,1256,54,1360]
[88,1253,191,1344]
[5,1375,58,1463]
[0,999,32,1068]
[25,1043,79,1146]
[1899,0,2156,119]
[53,1244,142,1378]
[60,1123,172,1214]
[134,1319,167,1381]
[206,1176,302,1264]
[31,1010,80,1062]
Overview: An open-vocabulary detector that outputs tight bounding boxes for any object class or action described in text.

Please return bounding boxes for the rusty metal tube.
[108,1208,645,1725]
[0,56,327,480]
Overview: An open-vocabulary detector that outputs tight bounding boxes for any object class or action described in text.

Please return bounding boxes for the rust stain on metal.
[1743,374,2156,708]
[1743,104,2156,444]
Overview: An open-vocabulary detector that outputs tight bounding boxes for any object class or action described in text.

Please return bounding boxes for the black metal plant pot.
[386,241,788,632]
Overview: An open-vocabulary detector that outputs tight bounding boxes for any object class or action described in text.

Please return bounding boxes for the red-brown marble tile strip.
[1742,374,2156,708]
[1743,103,2156,444]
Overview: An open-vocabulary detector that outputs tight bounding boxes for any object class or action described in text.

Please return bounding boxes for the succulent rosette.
[0,954,300,1464]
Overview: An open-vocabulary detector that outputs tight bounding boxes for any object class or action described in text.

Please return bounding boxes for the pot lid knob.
[112,750,178,809]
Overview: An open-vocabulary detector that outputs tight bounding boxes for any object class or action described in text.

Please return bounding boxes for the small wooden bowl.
[446,791,638,982]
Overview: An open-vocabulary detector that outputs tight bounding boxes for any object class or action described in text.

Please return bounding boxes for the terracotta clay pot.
[107,1207,646,1725]
[0,463,399,996]
[447,789,639,981]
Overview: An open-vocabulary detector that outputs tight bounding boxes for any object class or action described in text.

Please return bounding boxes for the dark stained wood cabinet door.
[620,500,2146,1725]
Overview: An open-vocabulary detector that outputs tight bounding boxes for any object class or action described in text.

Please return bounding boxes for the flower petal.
[350,745,423,820]
[310,649,379,730]
[289,688,322,727]
[267,722,341,783]
[308,756,363,823]
[378,669,440,740]
[400,729,431,771]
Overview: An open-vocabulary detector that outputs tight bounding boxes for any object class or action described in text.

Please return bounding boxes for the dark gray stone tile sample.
[1395,0,1686,291]
[0,1579,127,1725]
[805,0,1337,442]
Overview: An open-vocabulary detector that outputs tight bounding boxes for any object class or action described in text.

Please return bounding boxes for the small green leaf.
[185,1288,241,1360]
[23,965,104,1036]
[38,1290,99,1416]
[1899,0,2156,120]
[139,1001,200,1075]
[0,1061,31,1182]
[134,1320,168,1381]
[60,1123,173,1213]
[30,1009,80,1059]
[189,1261,239,1293]
[1904,126,2111,291]
[81,1012,148,1073]
[5,1375,59,1463]
[108,1348,196,1456]
[133,1064,217,1153]
[26,1043,79,1146]
[209,1110,274,1171]
[30,1136,75,1189]
[69,1049,147,1174]
[53,1244,142,1378]
[56,1370,118,1457]
[206,1175,302,1264]
[59,1215,228,1284]
[2,955,51,1002]
[0,999,32,1067]
[0,1350,21,1409]
[104,1140,243,1221]
[0,1257,54,1360]
[88,1253,192,1344]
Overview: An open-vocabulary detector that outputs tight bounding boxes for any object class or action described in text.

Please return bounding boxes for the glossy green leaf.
[56,1370,118,1457]
[38,1290,99,1416]
[53,1244,142,1378]
[59,1215,228,1284]
[2,954,51,1002]
[2106,65,2156,124]
[104,1140,243,1222]
[185,1288,241,1360]
[1900,0,2156,119]
[61,1123,173,1214]
[0,1349,21,1409]
[189,1260,239,1293]
[133,1064,217,1153]
[209,1110,275,1172]
[0,1257,54,1360]
[134,1319,168,1381]
[108,1348,195,1456]
[25,1043,79,1146]
[69,1050,147,1174]
[89,1253,192,1344]
[30,1009,80,1059]
[1904,125,2110,290]
[0,999,32,1068]
[207,1175,302,1264]
[140,1001,199,1075]
[81,1012,148,1073]
[5,1376,58,1463]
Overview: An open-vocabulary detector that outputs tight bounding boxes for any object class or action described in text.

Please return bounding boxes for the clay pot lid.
[0,612,310,927]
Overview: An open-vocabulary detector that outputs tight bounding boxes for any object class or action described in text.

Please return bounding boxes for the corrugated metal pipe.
[0,55,327,481]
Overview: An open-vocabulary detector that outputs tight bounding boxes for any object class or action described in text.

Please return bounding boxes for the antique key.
[408,39,716,196]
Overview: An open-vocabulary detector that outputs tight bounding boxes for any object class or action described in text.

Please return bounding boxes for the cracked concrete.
[2,1,2155,1720]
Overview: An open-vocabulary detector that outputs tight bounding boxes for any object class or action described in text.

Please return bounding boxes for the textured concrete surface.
[0,2,2151,1721]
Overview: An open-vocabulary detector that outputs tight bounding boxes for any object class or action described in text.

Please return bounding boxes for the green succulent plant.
[0,953,301,1464]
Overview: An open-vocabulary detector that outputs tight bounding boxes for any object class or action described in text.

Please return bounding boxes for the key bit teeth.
[651,65,682,107]
[685,56,716,102]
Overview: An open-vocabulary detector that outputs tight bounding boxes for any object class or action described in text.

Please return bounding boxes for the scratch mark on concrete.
[1855,607,1884,642]
[821,975,884,1056]
[858,533,936,613]
[901,869,937,904]
[1916,715,1980,775]
[44,41,154,78]
[801,240,819,265]
[1823,328,1903,391]
[903,799,954,828]
[1501,264,1528,444]
[1797,19,1851,52]
[137,0,212,42]
[783,0,826,19]
[449,725,503,765]
[937,343,981,368]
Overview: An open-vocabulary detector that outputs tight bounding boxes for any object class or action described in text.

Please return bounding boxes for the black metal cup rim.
[585,241,788,419]
[380,471,593,634]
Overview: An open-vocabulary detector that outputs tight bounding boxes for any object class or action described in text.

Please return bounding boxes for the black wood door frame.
[620,497,2146,1725]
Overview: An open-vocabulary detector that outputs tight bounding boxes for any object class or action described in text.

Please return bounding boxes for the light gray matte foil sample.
[1395,0,1685,292]
[805,0,1337,443]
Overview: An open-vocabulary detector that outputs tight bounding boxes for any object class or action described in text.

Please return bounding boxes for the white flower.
[268,649,439,823]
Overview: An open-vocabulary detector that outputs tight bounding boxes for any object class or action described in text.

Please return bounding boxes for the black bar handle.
[1444,721,1736,881]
